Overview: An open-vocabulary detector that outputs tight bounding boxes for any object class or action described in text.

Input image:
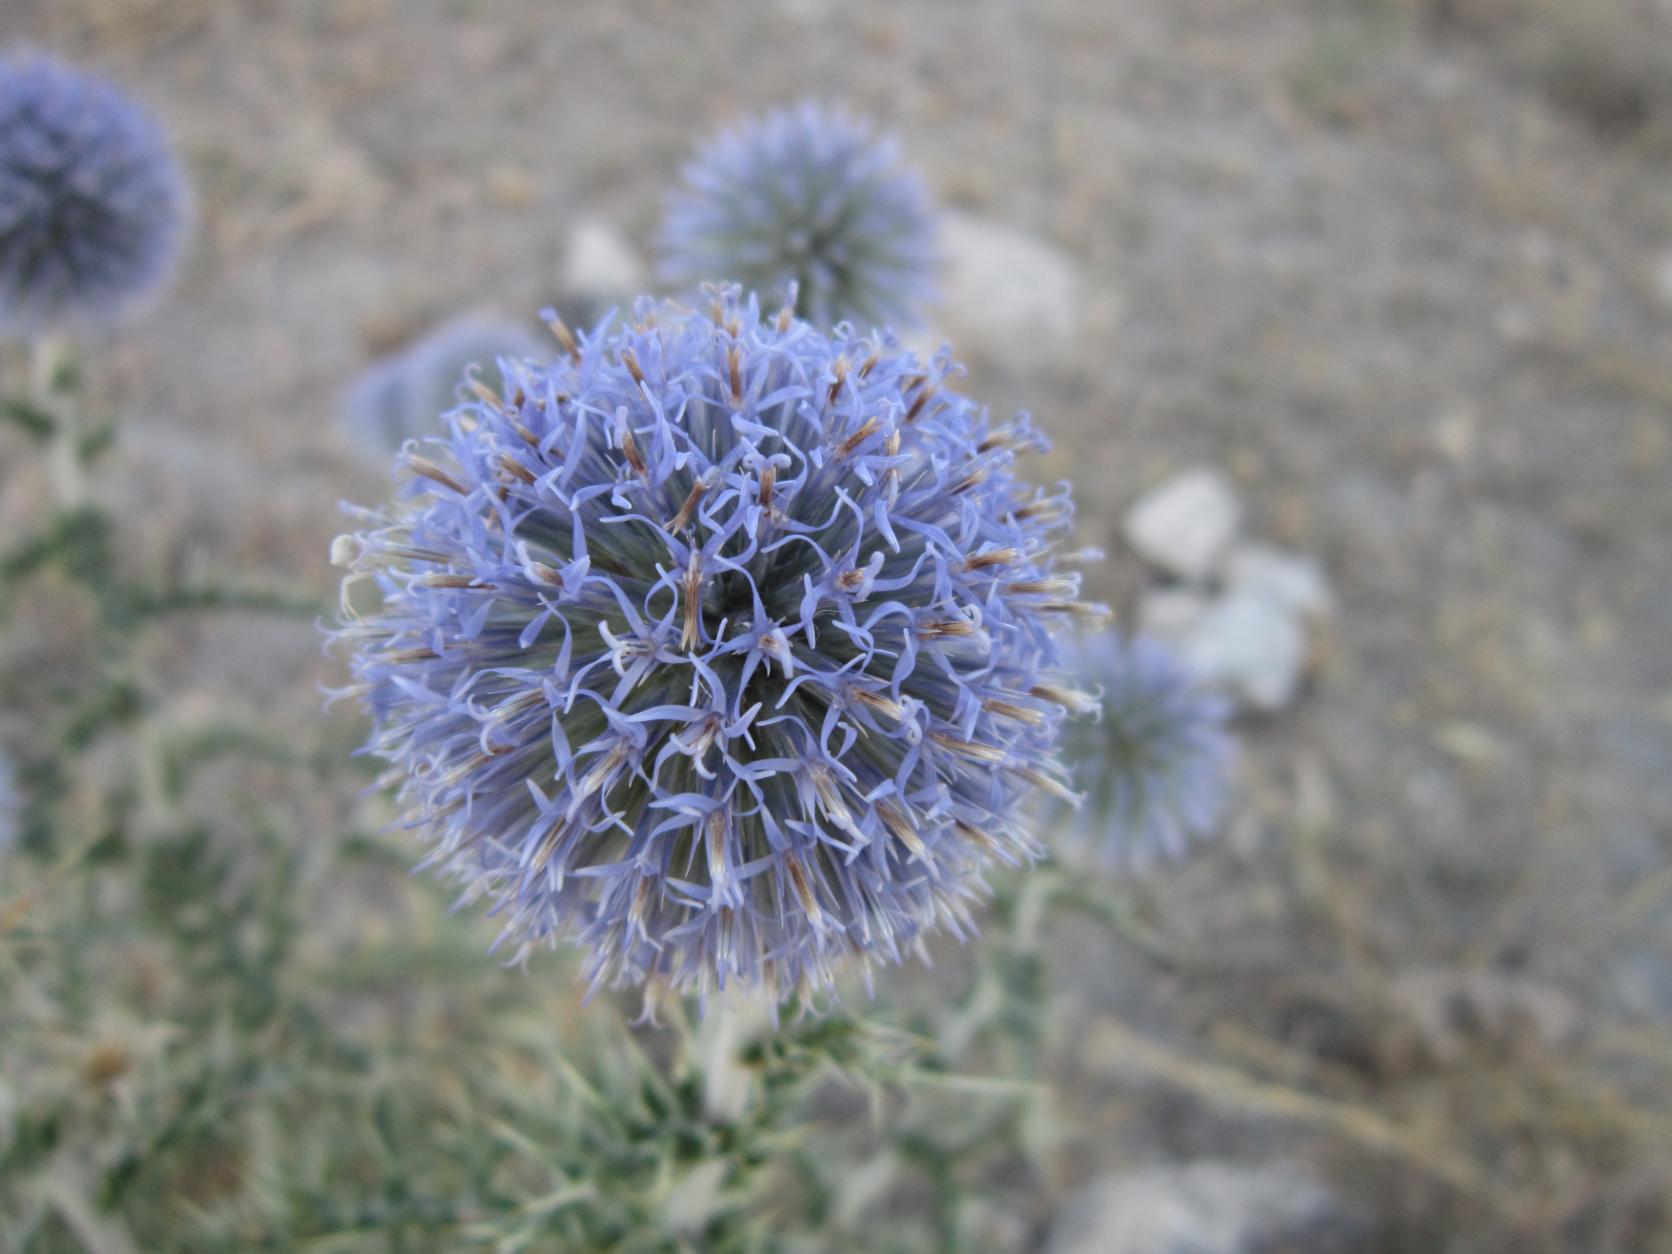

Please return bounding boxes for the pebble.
[776,0,834,20]
[1121,465,1334,714]
[1223,542,1334,622]
[1047,1160,1362,1254]
[938,211,1081,359]
[1136,587,1212,648]
[1177,587,1308,713]
[561,215,646,302]
[1654,249,1672,312]
[1123,467,1243,583]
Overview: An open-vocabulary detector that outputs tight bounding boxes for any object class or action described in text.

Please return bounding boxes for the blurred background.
[2,0,1671,1250]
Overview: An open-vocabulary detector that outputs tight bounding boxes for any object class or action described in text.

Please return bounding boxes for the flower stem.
[698,989,770,1124]
[32,336,84,510]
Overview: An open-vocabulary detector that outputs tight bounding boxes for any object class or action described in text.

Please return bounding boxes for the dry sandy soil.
[4,0,1671,1249]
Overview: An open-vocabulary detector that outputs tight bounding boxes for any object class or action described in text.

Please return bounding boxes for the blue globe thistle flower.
[344,314,547,457]
[0,52,187,336]
[657,103,937,332]
[331,287,1103,1004]
[1057,633,1234,869]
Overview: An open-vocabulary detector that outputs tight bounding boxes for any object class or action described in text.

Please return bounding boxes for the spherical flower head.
[0,52,188,336]
[331,287,1102,1005]
[657,103,937,332]
[344,313,547,457]
[1057,632,1234,869]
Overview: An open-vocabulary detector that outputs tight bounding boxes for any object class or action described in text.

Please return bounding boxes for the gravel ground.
[4,0,1670,1248]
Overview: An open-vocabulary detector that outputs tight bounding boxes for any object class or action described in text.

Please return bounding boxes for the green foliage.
[0,347,320,851]
[0,341,1057,1253]
[1,811,1053,1251]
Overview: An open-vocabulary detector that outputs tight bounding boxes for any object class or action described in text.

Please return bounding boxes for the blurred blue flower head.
[658,102,937,331]
[332,286,1103,1004]
[345,313,546,457]
[0,52,188,336]
[1060,633,1233,869]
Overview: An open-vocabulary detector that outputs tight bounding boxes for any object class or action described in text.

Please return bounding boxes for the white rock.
[1137,587,1212,649]
[937,211,1081,358]
[1047,1160,1359,1254]
[1654,249,1672,312]
[1178,588,1307,712]
[1123,467,1243,582]
[561,216,645,301]
[776,0,833,20]
[1223,542,1334,622]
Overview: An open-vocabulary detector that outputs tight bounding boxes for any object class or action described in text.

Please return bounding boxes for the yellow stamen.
[851,687,907,722]
[838,415,882,458]
[681,552,703,651]
[784,854,825,927]
[705,807,730,894]
[962,548,1018,571]
[1012,765,1078,804]
[877,801,929,861]
[1030,681,1099,716]
[826,357,849,408]
[665,475,711,533]
[407,456,466,495]
[546,315,580,361]
[468,379,506,412]
[619,428,647,476]
[498,453,536,486]
[983,697,1046,727]
[930,732,1008,765]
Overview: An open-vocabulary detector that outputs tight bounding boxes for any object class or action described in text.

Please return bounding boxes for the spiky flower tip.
[345,314,547,457]
[0,52,188,336]
[657,102,936,332]
[330,286,1105,1005]
[1058,633,1233,870]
